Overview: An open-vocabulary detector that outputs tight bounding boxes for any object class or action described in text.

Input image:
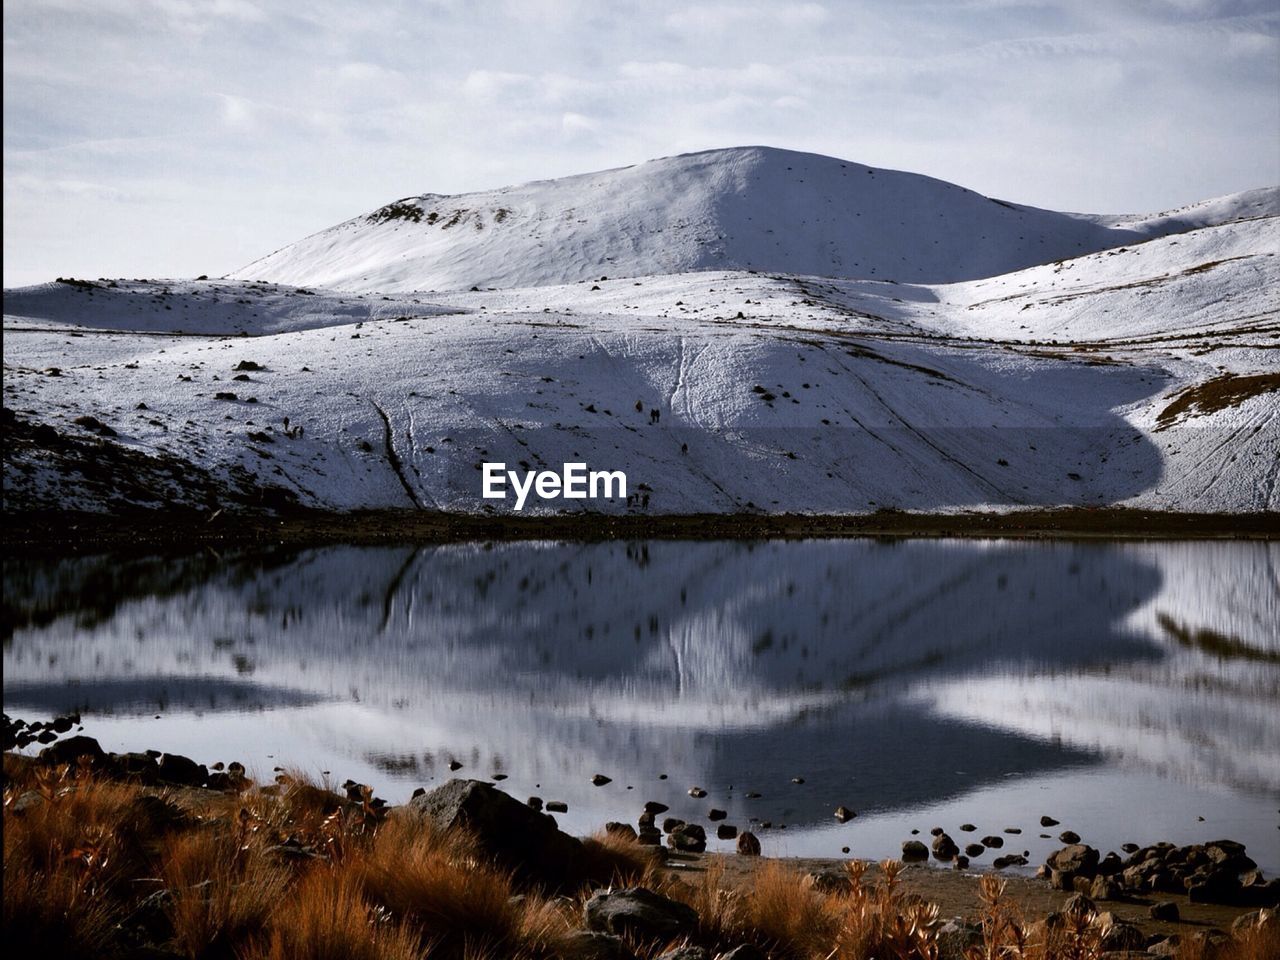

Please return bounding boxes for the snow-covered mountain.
[4,148,1278,518]
[230,146,1279,292]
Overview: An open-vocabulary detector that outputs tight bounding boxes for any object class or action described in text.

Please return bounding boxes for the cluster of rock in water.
[1041,838,1278,908]
[896,807,1278,911]
[599,799,763,858]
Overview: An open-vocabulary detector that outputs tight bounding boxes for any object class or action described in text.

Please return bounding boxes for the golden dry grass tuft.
[239,867,425,960]
[354,813,571,957]
[580,828,665,887]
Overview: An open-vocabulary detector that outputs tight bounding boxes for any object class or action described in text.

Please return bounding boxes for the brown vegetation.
[3,756,1275,960]
[1156,372,1280,430]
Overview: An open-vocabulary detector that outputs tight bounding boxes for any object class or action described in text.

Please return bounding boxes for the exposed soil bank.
[4,507,1278,554]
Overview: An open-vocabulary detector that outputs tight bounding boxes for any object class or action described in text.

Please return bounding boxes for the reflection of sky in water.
[4,540,1279,871]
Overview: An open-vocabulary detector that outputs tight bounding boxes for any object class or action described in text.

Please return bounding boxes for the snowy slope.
[5,208,1277,516]
[1,278,458,336]
[229,146,1280,293]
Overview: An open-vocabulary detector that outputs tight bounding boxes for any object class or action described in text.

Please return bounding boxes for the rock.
[605,822,638,842]
[932,833,960,861]
[638,827,662,846]
[1241,869,1267,888]
[528,796,543,811]
[73,414,117,436]
[1149,901,1179,922]
[1059,830,1081,844]
[584,887,698,939]
[656,949,709,960]
[1147,936,1179,957]
[716,947,767,960]
[981,835,1004,848]
[157,753,207,787]
[1089,875,1123,901]
[448,760,463,771]
[708,808,727,821]
[902,840,930,862]
[965,843,985,858]
[662,817,686,833]
[644,801,670,815]
[546,800,569,813]
[667,823,707,853]
[206,772,243,792]
[716,824,738,840]
[1098,851,1123,875]
[835,806,856,823]
[959,823,976,832]
[1187,877,1242,904]
[638,811,656,828]
[688,787,707,798]
[557,930,636,960]
[407,779,586,889]
[1101,921,1146,952]
[1041,816,1060,827]
[1004,827,1022,834]
[737,832,761,856]
[1047,844,1100,878]
[937,918,982,960]
[954,856,970,871]
[1231,908,1275,932]
[592,774,612,786]
[808,867,851,893]
[993,854,1028,869]
[114,752,160,782]
[1121,843,1139,854]
[38,735,107,766]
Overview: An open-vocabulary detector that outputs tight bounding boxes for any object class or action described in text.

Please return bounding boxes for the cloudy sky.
[4,0,1277,286]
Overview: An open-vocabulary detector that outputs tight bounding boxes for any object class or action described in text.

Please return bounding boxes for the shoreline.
[5,507,1279,553]
[4,737,1275,959]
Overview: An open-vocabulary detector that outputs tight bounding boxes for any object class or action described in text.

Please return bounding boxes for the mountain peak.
[232,147,1275,293]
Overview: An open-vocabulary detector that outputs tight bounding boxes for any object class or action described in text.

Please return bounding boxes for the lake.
[4,538,1278,872]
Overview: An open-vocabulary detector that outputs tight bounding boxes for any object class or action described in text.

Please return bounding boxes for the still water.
[4,539,1278,871]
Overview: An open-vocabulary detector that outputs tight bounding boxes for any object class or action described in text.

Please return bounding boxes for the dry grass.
[163,826,290,957]
[580,827,665,887]
[3,760,1273,960]
[827,860,940,960]
[354,814,568,955]
[239,868,425,960]
[3,762,152,954]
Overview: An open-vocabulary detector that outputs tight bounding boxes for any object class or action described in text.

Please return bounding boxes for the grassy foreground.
[3,756,1276,960]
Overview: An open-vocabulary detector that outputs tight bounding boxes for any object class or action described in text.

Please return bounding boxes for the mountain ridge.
[231,146,1278,293]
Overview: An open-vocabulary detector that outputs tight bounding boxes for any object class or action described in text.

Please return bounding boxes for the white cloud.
[3,0,1277,286]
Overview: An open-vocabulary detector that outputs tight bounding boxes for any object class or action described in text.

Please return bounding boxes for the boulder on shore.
[407,779,586,889]
[584,887,698,939]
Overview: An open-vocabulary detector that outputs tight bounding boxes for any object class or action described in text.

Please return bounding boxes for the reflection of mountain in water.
[5,540,1278,823]
[3,676,325,715]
